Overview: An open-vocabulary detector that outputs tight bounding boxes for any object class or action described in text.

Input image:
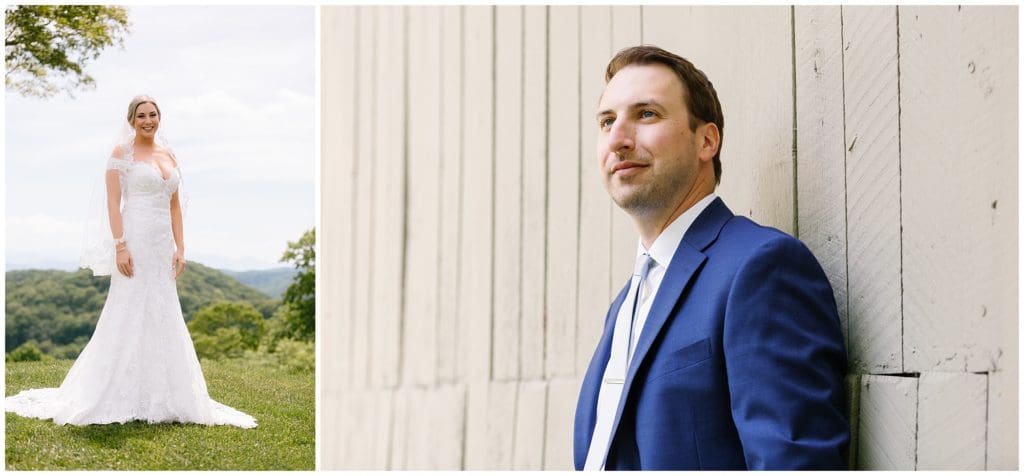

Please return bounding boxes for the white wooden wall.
[321,6,1017,470]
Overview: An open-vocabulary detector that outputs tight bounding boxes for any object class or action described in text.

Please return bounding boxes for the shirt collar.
[636,193,718,269]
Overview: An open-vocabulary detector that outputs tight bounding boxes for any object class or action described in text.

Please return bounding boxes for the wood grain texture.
[403,385,468,469]
[369,6,407,388]
[857,375,917,470]
[519,6,548,381]
[793,6,849,352]
[543,378,579,470]
[320,6,356,398]
[987,369,1018,469]
[545,5,580,379]
[641,6,795,233]
[350,6,377,389]
[402,6,442,387]
[436,6,463,384]
[900,6,1016,373]
[608,5,642,291]
[465,381,518,469]
[492,5,524,381]
[389,388,412,469]
[512,380,548,469]
[458,5,495,382]
[575,6,613,378]
[842,5,902,374]
[916,372,987,469]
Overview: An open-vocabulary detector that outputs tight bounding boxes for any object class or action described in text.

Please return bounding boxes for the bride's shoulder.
[110,144,127,160]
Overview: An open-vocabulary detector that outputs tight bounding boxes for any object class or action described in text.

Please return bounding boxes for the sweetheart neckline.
[131,159,178,182]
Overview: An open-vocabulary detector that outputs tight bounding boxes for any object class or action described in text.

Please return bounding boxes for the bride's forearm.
[105,171,125,239]
[170,191,185,252]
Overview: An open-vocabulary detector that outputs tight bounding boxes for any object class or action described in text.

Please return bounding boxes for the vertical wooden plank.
[609,6,642,289]
[407,385,467,469]
[320,10,356,462]
[371,389,395,469]
[987,369,1017,469]
[512,380,548,469]
[843,6,902,373]
[492,5,524,382]
[793,6,849,351]
[901,7,1016,373]
[433,384,468,469]
[575,6,613,378]
[916,372,987,469]
[321,390,342,469]
[458,5,495,382]
[545,5,580,379]
[543,378,579,470]
[437,6,463,384]
[389,388,412,469]
[351,5,376,389]
[402,387,430,469]
[369,6,406,388]
[465,381,518,469]
[403,6,441,387]
[520,5,548,381]
[642,6,795,233]
[857,375,917,470]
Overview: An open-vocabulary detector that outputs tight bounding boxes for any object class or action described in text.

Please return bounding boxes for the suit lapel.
[606,198,734,450]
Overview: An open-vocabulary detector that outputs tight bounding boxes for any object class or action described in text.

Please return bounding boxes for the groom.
[574,45,849,470]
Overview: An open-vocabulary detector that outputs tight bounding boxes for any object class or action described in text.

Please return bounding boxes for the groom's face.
[596,63,702,217]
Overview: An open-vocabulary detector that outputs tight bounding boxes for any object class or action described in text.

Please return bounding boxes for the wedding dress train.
[5,149,256,428]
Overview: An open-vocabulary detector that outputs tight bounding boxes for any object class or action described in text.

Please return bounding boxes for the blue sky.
[5,6,316,271]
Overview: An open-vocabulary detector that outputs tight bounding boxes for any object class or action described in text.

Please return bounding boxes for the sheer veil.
[79,120,187,276]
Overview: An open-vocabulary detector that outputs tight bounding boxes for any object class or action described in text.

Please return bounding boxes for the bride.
[6,95,256,428]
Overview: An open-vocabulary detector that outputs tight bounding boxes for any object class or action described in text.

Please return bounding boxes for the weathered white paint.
[543,378,579,470]
[857,375,917,470]
[369,6,405,388]
[916,372,987,469]
[843,5,903,374]
[519,6,548,382]
[492,5,524,382]
[403,6,442,387]
[436,5,463,385]
[457,6,495,383]
[793,5,849,353]
[545,6,581,380]
[901,5,1015,374]
[512,380,548,469]
[320,5,356,400]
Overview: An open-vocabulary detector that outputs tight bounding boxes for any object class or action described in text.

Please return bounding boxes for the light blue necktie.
[583,252,656,470]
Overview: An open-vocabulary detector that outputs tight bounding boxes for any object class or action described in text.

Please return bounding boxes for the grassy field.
[5,358,314,470]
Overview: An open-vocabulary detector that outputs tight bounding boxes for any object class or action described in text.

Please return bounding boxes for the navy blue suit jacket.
[574,198,849,470]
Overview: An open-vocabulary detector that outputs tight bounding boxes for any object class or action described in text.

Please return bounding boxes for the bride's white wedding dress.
[6,148,256,428]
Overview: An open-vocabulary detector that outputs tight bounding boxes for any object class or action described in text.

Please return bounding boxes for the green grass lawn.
[5,358,313,470]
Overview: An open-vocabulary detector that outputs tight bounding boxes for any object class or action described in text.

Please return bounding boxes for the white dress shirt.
[584,193,718,470]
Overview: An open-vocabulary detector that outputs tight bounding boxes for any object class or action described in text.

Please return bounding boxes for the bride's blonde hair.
[126,95,161,124]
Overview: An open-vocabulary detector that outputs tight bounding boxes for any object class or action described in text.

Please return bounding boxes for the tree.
[188,301,265,360]
[279,229,315,341]
[5,5,130,98]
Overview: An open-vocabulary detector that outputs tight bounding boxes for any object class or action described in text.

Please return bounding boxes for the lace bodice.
[107,148,181,209]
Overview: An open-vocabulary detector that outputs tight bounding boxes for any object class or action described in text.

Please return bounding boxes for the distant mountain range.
[221,267,297,299]
[6,262,281,358]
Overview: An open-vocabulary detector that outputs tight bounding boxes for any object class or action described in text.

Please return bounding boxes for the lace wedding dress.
[6,148,256,428]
